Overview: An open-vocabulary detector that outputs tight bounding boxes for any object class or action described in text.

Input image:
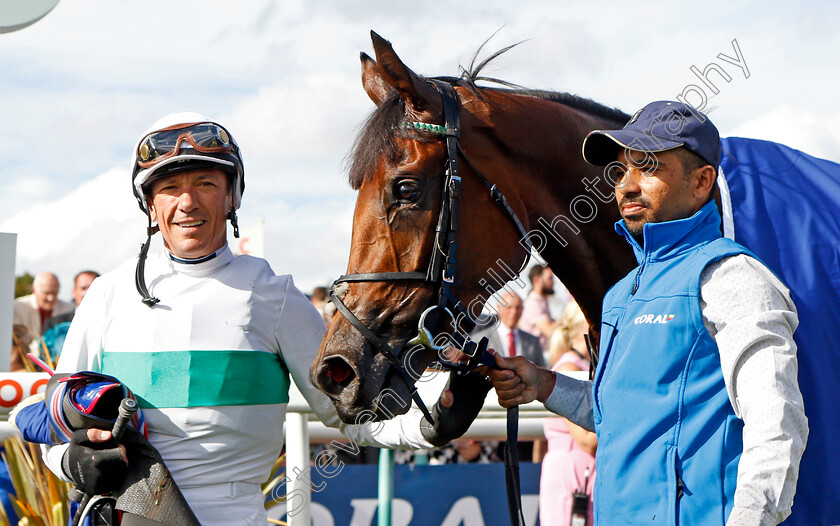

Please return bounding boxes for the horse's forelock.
[347,93,400,190]
[347,90,438,190]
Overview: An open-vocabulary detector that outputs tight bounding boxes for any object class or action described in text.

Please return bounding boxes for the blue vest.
[593,201,755,525]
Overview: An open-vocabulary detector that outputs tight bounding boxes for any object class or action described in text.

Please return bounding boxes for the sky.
[1,0,839,302]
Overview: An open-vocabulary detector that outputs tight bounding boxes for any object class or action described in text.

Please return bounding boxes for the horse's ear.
[370,30,438,114]
[360,52,392,106]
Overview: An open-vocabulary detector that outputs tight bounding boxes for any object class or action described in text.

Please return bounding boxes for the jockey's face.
[148,169,232,259]
[613,148,715,241]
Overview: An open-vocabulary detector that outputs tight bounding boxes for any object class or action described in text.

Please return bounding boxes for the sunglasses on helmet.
[136,122,237,168]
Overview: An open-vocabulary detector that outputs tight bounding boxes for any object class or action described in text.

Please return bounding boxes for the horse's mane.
[348,44,631,190]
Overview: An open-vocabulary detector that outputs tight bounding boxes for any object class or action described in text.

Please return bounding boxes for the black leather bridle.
[328,80,533,416]
[327,80,533,525]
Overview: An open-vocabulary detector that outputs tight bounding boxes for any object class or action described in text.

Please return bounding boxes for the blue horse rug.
[720,137,840,525]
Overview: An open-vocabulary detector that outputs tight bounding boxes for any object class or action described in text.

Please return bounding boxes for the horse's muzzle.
[312,349,416,424]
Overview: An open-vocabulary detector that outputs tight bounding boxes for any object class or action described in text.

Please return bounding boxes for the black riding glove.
[420,371,492,447]
[62,429,128,495]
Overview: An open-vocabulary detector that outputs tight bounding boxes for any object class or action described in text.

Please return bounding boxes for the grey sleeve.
[700,254,808,526]
[543,372,595,432]
[274,277,346,430]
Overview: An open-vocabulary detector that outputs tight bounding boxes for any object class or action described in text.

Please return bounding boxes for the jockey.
[11,112,472,525]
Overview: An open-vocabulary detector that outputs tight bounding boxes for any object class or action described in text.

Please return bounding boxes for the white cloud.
[258,196,357,294]
[729,106,840,162]
[6,175,51,198]
[224,73,367,162]
[0,167,139,295]
[1,168,134,257]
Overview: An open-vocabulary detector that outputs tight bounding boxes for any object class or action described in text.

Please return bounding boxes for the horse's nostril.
[326,362,352,384]
[318,357,357,396]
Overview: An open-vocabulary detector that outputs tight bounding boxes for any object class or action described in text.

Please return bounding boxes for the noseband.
[328,80,534,423]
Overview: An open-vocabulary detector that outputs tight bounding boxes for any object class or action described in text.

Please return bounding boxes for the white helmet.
[131,112,244,213]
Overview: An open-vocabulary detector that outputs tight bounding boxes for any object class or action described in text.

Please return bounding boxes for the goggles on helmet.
[136,122,237,168]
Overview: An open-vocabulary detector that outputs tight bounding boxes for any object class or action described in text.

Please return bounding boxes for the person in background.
[393,439,502,465]
[13,271,74,359]
[472,291,545,366]
[41,270,100,359]
[434,439,502,465]
[310,285,330,328]
[473,291,545,462]
[43,270,99,332]
[519,265,560,351]
[540,300,596,526]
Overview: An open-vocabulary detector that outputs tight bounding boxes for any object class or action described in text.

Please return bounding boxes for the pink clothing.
[519,291,551,350]
[540,353,596,526]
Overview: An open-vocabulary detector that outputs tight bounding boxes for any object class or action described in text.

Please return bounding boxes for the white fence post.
[285,411,311,526]
[0,233,17,373]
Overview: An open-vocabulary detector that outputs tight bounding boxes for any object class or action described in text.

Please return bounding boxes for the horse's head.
[311,32,531,423]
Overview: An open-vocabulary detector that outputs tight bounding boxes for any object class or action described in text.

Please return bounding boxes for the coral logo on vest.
[634,313,676,325]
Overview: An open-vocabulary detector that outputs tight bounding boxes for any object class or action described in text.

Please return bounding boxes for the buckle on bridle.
[407,305,493,374]
[407,305,456,352]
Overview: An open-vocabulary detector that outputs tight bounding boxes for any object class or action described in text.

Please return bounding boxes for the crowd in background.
[10,270,99,372]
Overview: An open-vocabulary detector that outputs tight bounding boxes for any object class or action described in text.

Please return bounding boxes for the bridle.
[328,80,534,420]
[327,80,534,525]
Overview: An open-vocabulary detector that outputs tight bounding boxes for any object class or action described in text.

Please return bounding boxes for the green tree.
[15,273,33,298]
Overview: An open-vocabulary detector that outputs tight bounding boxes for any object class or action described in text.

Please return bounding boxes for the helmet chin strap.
[135,214,161,307]
[135,197,238,306]
[228,209,240,238]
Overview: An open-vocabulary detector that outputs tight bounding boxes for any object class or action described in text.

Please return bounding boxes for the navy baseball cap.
[582,100,721,168]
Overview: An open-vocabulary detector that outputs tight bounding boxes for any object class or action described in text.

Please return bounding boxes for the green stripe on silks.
[100,350,290,409]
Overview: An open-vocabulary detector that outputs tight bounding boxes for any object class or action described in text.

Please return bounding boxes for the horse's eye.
[396,180,421,202]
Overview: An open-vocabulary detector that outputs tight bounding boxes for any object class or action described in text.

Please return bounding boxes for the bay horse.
[311,31,840,525]
[311,30,635,422]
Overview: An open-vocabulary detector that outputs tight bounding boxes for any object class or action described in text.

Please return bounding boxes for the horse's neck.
[495,102,636,326]
[528,180,635,327]
[540,217,636,329]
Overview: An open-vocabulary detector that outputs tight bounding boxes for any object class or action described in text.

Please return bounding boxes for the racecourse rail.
[0,370,583,526]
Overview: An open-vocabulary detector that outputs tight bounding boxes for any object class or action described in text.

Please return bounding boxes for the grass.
[1,437,70,526]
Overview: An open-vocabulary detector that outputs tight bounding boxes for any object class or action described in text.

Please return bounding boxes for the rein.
[328,80,532,525]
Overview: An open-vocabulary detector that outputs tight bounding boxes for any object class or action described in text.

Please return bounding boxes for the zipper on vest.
[676,471,684,499]
[631,259,646,295]
[594,255,646,413]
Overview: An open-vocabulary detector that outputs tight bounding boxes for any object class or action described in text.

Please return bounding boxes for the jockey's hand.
[420,371,491,447]
[63,429,128,495]
[476,350,555,408]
